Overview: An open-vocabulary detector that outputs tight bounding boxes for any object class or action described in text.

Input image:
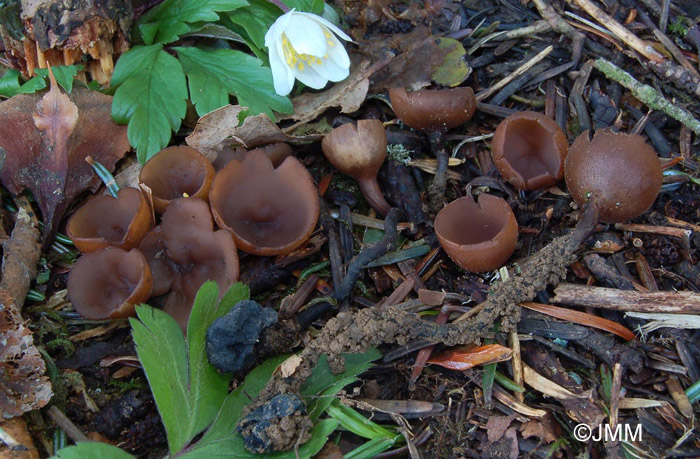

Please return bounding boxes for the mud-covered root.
[237,203,599,453]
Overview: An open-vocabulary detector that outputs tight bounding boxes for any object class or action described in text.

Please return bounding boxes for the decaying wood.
[552,283,700,313]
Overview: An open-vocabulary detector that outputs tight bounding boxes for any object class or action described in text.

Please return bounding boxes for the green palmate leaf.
[223,0,281,51]
[136,0,249,45]
[111,44,188,164]
[130,282,250,454]
[175,46,293,118]
[54,442,135,459]
[283,0,324,14]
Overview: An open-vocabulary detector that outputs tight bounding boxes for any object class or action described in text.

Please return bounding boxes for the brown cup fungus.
[212,143,293,171]
[67,187,153,253]
[389,87,477,131]
[139,146,215,213]
[435,194,518,272]
[565,129,663,223]
[322,120,391,215]
[68,247,153,319]
[491,111,568,190]
[138,198,239,331]
[209,150,320,256]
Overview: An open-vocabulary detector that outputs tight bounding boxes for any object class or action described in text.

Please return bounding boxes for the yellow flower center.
[281,32,331,71]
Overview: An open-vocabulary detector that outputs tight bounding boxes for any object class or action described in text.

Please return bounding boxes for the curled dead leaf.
[0,72,130,242]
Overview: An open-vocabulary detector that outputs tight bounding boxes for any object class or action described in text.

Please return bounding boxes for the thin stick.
[476,45,553,102]
[569,0,666,63]
[552,283,700,313]
[592,58,700,135]
[47,406,88,443]
[508,330,524,403]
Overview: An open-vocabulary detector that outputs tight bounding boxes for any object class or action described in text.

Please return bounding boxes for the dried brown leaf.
[0,417,40,458]
[186,106,322,156]
[280,58,384,130]
[0,76,130,241]
[486,414,516,443]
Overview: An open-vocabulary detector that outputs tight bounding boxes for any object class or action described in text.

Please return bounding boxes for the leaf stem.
[267,0,290,12]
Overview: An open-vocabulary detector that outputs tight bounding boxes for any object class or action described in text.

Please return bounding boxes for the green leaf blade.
[111,44,187,163]
[174,46,293,118]
[131,305,192,453]
[54,442,136,459]
[136,0,249,44]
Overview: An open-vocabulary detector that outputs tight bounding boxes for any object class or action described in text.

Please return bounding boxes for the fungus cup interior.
[435,194,518,272]
[389,87,476,131]
[491,111,568,190]
[565,129,663,223]
[139,146,215,213]
[138,198,239,331]
[209,150,320,256]
[67,247,152,320]
[66,187,152,253]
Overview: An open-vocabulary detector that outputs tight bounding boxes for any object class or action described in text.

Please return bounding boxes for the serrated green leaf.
[175,46,292,118]
[136,0,249,45]
[283,0,324,14]
[54,442,135,459]
[223,0,280,50]
[111,44,187,164]
[35,65,83,93]
[131,282,250,454]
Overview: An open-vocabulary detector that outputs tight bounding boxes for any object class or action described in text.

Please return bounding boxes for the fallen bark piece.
[0,290,53,418]
[552,283,700,313]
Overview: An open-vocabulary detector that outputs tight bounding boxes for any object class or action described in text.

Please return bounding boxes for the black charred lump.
[205,300,278,373]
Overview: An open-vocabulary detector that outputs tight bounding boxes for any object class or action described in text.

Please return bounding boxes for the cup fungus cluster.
[67,143,320,329]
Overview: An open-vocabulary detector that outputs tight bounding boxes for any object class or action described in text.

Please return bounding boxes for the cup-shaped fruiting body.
[212,143,293,171]
[435,194,518,272]
[209,150,320,256]
[139,146,215,213]
[491,111,569,190]
[66,187,153,253]
[138,198,239,331]
[389,87,477,131]
[565,129,663,223]
[322,120,391,215]
[67,247,153,319]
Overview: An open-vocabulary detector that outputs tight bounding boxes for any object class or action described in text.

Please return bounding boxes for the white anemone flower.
[265,10,352,96]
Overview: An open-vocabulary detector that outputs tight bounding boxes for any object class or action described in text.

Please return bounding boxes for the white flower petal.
[295,11,352,42]
[312,55,349,82]
[285,14,327,57]
[324,31,350,69]
[293,63,328,89]
[270,37,295,96]
[264,10,293,47]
